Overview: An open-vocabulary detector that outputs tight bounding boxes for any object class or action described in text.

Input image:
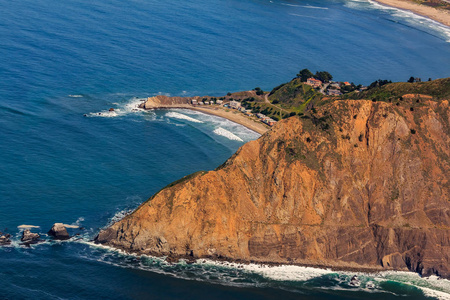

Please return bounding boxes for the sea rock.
[96,98,450,278]
[21,229,40,243]
[0,233,11,246]
[47,223,70,240]
[109,108,115,112]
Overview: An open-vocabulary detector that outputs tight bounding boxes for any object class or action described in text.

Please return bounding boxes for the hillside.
[96,81,450,278]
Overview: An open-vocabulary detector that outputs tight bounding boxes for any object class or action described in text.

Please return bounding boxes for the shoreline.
[371,0,450,27]
[139,102,270,135]
[189,106,269,135]
[91,239,389,275]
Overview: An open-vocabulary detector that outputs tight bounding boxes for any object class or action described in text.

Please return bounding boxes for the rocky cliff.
[96,96,450,278]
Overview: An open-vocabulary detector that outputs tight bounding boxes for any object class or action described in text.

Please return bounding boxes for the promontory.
[96,77,450,278]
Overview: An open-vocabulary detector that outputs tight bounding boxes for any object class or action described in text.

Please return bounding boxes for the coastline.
[189,106,269,135]
[371,0,450,27]
[138,96,270,135]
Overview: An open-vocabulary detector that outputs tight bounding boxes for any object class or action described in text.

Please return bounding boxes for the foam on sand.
[165,111,204,123]
[213,127,244,142]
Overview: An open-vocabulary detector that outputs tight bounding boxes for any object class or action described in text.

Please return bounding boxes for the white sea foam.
[197,259,332,281]
[172,109,260,141]
[165,111,204,123]
[213,127,244,142]
[77,238,450,297]
[68,94,83,98]
[281,3,328,9]
[374,271,450,299]
[87,97,146,118]
[75,217,85,226]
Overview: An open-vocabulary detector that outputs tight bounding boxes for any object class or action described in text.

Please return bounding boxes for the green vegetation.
[268,78,322,112]
[345,78,450,102]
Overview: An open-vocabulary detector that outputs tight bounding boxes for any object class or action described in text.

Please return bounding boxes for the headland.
[97,77,450,279]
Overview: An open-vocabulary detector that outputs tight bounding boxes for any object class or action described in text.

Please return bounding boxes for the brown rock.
[21,229,40,244]
[96,99,450,278]
[48,223,70,240]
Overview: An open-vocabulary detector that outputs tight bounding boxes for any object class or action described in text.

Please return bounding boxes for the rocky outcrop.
[139,96,192,109]
[0,233,11,246]
[48,223,70,240]
[21,229,40,244]
[97,98,450,278]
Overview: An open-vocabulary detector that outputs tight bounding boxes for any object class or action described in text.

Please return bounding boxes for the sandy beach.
[139,96,270,135]
[373,0,450,26]
[191,106,270,135]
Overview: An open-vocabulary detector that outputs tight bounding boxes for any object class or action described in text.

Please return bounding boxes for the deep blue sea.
[1,0,450,299]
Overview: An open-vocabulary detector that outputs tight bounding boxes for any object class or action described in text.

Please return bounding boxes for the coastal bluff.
[139,95,193,109]
[97,98,450,278]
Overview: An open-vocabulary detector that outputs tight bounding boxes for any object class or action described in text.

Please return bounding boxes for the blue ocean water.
[1,0,450,298]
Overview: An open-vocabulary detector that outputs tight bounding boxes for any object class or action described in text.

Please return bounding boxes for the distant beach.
[372,0,450,26]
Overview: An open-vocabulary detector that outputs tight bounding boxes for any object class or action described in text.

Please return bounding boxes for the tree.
[407,76,415,83]
[297,69,313,82]
[368,79,392,89]
[254,87,264,95]
[315,71,333,83]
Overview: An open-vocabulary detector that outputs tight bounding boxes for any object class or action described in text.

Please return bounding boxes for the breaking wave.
[86,97,146,118]
[165,111,204,123]
[213,127,244,142]
[280,3,328,9]
[73,240,450,298]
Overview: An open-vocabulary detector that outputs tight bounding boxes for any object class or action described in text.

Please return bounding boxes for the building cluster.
[191,98,277,127]
[304,77,367,96]
[256,113,277,126]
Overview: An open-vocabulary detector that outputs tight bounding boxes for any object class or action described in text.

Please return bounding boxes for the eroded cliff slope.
[97,97,450,277]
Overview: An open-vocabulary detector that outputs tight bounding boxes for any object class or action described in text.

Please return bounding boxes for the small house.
[306,78,323,88]
[229,100,241,109]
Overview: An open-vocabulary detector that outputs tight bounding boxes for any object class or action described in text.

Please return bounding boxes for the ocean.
[0,0,449,298]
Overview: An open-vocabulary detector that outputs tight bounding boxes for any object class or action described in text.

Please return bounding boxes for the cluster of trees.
[253,87,264,95]
[296,69,333,83]
[368,79,392,89]
[407,77,431,83]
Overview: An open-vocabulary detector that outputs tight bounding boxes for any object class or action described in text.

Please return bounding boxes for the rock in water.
[349,275,360,287]
[21,229,40,243]
[48,223,70,240]
[0,233,11,246]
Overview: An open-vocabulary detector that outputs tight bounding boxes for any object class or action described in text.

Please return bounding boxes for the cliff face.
[97,98,450,278]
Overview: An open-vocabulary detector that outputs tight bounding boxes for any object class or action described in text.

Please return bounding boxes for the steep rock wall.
[97,99,450,277]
